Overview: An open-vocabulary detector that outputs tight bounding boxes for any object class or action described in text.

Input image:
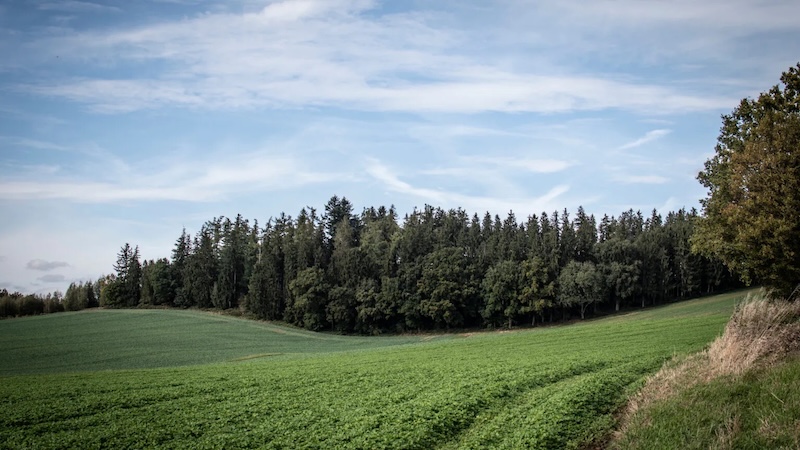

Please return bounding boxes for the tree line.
[0,281,97,319]
[89,197,738,333]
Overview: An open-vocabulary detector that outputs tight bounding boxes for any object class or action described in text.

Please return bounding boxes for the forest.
[0,199,740,331]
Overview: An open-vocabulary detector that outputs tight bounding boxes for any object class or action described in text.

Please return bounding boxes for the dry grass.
[615,290,800,438]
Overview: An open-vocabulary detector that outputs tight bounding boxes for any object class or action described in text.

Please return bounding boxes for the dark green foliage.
[63,281,96,311]
[171,228,191,306]
[482,260,522,328]
[597,238,640,311]
[213,215,251,309]
[0,290,63,319]
[519,256,556,325]
[98,197,738,332]
[141,259,175,306]
[417,246,480,329]
[106,243,142,308]
[182,226,217,308]
[288,267,329,330]
[558,260,604,319]
[694,63,800,296]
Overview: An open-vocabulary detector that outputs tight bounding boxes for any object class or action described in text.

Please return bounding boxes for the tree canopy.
[694,63,800,297]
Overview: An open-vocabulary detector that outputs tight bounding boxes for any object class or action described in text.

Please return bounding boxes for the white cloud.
[618,129,672,150]
[26,259,69,271]
[476,157,573,174]
[260,0,374,22]
[0,151,342,203]
[366,158,571,216]
[424,157,571,176]
[554,0,800,31]
[37,1,121,13]
[0,136,70,152]
[16,3,739,115]
[614,174,670,185]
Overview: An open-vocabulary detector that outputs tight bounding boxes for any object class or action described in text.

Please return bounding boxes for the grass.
[0,309,432,376]
[613,359,800,449]
[0,290,749,449]
[613,291,800,449]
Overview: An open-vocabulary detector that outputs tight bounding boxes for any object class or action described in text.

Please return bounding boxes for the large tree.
[694,63,800,297]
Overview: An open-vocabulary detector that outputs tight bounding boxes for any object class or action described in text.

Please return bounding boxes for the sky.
[1,0,799,295]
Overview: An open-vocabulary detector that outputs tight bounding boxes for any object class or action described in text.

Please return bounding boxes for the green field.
[0,309,432,376]
[0,291,748,449]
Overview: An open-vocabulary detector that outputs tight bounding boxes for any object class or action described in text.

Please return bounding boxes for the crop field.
[0,291,748,449]
[0,309,432,376]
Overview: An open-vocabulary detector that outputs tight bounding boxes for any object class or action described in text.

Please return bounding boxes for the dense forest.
[7,198,738,331]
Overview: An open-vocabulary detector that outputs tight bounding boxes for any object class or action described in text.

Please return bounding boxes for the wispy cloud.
[614,174,670,184]
[37,1,121,13]
[469,157,573,174]
[618,129,671,150]
[36,274,66,283]
[26,259,69,271]
[0,151,341,203]
[0,136,70,152]
[366,158,571,215]
[15,2,737,115]
[423,157,571,177]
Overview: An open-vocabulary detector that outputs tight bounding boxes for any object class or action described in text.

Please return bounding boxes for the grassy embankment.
[613,292,800,449]
[0,291,748,449]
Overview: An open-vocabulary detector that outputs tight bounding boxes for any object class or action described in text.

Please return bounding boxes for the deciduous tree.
[694,63,800,297]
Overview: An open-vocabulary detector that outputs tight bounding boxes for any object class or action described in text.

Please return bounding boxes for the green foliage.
[417,246,479,329]
[0,292,743,448]
[96,195,737,332]
[288,267,329,330]
[183,225,217,308]
[519,256,556,325]
[559,260,604,319]
[597,238,640,311]
[694,63,800,296]
[140,258,175,306]
[214,215,251,309]
[0,290,64,319]
[482,260,522,328]
[107,243,142,308]
[63,281,96,311]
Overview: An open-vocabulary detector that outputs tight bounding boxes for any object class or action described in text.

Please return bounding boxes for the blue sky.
[1,0,799,294]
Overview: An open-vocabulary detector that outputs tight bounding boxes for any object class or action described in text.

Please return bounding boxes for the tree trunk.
[615,298,620,312]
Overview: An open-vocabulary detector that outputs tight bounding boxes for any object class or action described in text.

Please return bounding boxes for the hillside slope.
[0,291,748,449]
